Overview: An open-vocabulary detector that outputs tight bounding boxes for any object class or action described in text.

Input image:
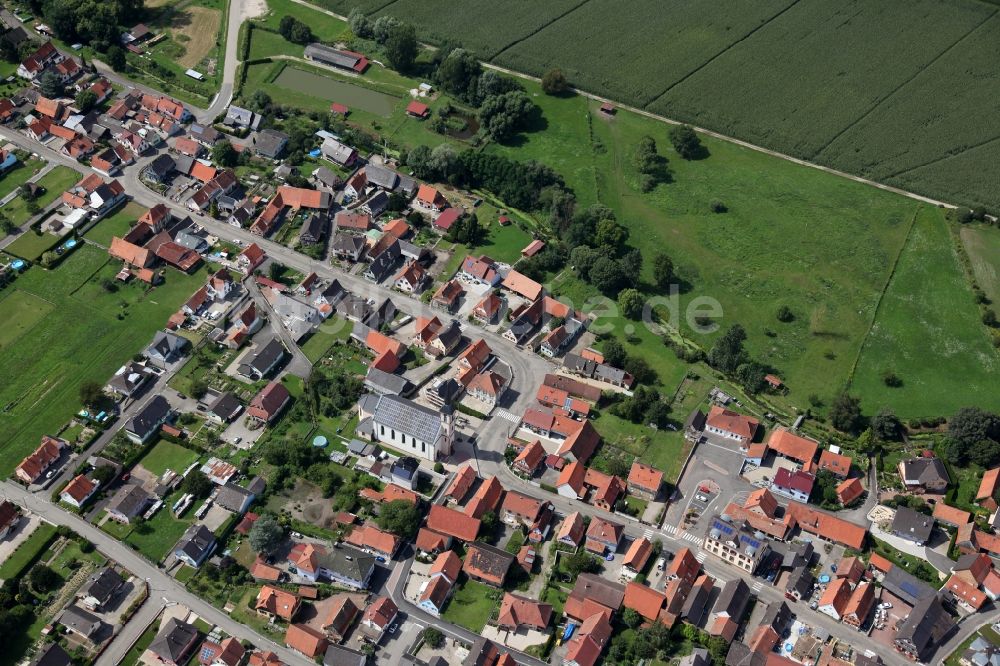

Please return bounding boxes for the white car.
[696,494,708,502]
[388,623,398,635]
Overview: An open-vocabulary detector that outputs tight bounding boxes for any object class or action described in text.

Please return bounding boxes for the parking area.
[867,590,910,650]
[666,439,746,529]
[0,514,41,563]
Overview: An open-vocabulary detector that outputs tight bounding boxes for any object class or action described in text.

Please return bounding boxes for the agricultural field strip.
[641,0,805,108]
[808,7,1000,163]
[486,0,594,60]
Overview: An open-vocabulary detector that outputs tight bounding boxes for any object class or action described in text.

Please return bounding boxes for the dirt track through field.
[174,6,222,69]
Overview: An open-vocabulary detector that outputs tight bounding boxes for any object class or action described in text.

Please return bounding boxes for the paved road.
[95,595,165,666]
[245,278,313,378]
[0,481,314,666]
[201,0,259,123]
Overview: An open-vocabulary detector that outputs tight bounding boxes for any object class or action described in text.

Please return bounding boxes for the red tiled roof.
[627,462,663,493]
[445,464,477,501]
[62,474,95,502]
[624,581,665,621]
[836,477,864,505]
[978,467,1000,502]
[256,585,300,621]
[707,405,760,441]
[430,550,462,582]
[556,512,585,546]
[766,428,819,462]
[415,528,449,553]
[622,538,653,572]
[501,270,543,301]
[284,624,326,657]
[933,502,971,526]
[497,592,551,630]
[344,523,400,557]
[818,449,852,478]
[465,475,504,519]
[426,504,480,541]
[946,574,987,610]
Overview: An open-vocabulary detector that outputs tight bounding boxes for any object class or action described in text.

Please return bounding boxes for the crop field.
[335,0,1000,209]
[961,224,1000,305]
[849,207,1000,418]
[648,0,991,158]
[0,245,205,475]
[495,0,796,107]
[173,6,223,69]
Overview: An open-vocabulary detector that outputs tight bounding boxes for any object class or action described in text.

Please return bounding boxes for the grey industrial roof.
[371,394,442,444]
[304,43,362,69]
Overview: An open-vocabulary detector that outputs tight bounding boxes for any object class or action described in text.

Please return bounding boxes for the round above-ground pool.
[312,435,328,448]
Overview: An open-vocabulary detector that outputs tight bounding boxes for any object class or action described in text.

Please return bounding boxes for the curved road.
[0,481,315,666]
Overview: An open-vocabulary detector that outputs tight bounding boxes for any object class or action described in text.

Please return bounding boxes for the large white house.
[357,394,454,461]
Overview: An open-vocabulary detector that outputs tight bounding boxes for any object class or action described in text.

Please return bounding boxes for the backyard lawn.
[0,158,43,200]
[125,493,198,562]
[137,440,201,477]
[440,578,501,632]
[3,229,60,261]
[0,523,57,579]
[0,244,206,476]
[83,202,147,247]
[300,316,353,363]
[1,165,79,227]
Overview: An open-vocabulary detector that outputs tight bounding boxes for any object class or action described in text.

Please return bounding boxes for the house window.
[421,442,426,454]
[380,425,385,436]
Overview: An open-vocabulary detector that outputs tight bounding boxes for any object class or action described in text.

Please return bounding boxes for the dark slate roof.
[175,524,216,562]
[892,505,934,543]
[895,595,955,658]
[322,644,367,666]
[30,643,72,666]
[365,367,411,396]
[372,396,442,445]
[882,565,937,606]
[316,543,375,581]
[209,392,243,421]
[58,605,102,638]
[148,153,175,177]
[363,164,398,190]
[713,578,751,619]
[248,338,286,374]
[149,618,198,663]
[81,567,124,605]
[148,330,188,359]
[127,395,171,438]
[786,565,814,598]
[900,457,950,486]
[215,483,254,513]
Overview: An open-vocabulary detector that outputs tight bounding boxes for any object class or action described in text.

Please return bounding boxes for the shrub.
[709,200,727,213]
[776,305,794,322]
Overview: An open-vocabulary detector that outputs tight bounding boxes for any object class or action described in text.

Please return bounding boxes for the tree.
[384,23,418,72]
[372,15,401,43]
[423,627,444,649]
[91,464,116,485]
[653,253,674,290]
[949,407,1000,447]
[278,15,312,44]
[434,48,481,100]
[182,471,213,499]
[564,550,600,577]
[38,71,63,98]
[74,89,97,113]
[736,361,769,394]
[541,67,568,95]
[79,380,103,407]
[669,124,702,159]
[707,324,747,374]
[603,338,627,368]
[0,211,14,235]
[213,140,237,167]
[589,255,627,294]
[106,45,126,72]
[249,514,285,555]
[829,392,864,434]
[776,305,794,322]
[29,565,60,592]
[480,510,499,533]
[478,90,536,142]
[618,288,643,320]
[570,245,599,280]
[376,499,420,539]
[871,407,903,442]
[621,607,643,628]
[348,8,372,38]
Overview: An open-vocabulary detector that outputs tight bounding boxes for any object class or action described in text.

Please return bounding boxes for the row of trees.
[30,0,143,52]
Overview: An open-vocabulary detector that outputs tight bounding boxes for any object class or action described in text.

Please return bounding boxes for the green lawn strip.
[0,290,54,351]
[0,158,44,200]
[440,578,502,631]
[48,539,107,578]
[850,208,1000,417]
[0,523,58,579]
[3,229,61,261]
[0,245,206,475]
[871,537,942,589]
[257,0,348,41]
[122,623,159,666]
[137,440,201,477]
[83,202,147,247]
[300,316,353,363]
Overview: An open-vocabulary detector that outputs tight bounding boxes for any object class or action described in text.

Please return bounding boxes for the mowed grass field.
[331,0,1000,210]
[0,245,205,475]
[849,207,1000,418]
[961,224,1000,305]
[258,0,1000,417]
